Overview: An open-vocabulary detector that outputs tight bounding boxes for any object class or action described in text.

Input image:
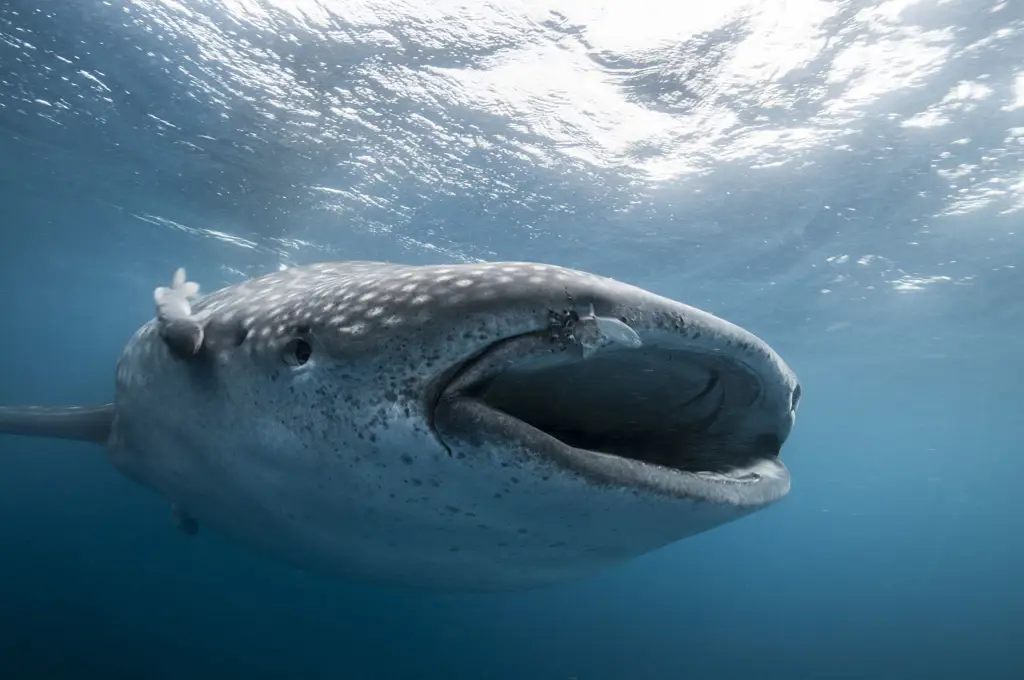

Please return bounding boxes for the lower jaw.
[434,395,791,507]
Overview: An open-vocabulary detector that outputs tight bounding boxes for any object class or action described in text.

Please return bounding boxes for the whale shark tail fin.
[0,404,114,445]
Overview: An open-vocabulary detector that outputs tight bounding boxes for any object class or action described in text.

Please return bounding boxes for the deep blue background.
[1,1,1022,678]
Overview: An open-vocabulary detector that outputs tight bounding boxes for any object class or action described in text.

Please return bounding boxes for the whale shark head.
[108,260,801,591]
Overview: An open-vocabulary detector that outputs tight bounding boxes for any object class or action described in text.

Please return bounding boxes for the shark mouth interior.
[435,334,788,482]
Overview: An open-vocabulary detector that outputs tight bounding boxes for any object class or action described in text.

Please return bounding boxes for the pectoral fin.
[0,404,113,445]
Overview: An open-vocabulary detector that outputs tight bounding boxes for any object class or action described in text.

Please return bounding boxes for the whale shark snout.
[0,260,801,591]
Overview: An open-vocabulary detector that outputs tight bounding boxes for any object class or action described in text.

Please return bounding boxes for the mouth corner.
[431,332,793,507]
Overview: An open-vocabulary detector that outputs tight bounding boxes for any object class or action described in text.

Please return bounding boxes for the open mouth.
[432,331,792,506]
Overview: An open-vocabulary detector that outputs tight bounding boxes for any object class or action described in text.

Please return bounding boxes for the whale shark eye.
[791,383,802,411]
[282,338,312,367]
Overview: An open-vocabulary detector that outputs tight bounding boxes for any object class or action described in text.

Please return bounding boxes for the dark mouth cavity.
[456,342,776,475]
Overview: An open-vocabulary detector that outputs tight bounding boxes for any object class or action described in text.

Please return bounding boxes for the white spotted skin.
[103,261,799,591]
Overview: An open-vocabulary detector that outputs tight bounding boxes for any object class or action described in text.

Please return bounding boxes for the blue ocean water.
[1,0,1022,678]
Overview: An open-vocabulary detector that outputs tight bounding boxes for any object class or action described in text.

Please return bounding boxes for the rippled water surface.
[1,1,1022,678]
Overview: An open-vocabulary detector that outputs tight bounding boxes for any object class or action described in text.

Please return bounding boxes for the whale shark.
[0,261,801,591]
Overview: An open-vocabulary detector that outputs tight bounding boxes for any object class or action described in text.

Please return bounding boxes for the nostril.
[754,433,783,457]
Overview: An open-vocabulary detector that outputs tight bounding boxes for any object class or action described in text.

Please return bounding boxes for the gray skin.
[0,261,802,592]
